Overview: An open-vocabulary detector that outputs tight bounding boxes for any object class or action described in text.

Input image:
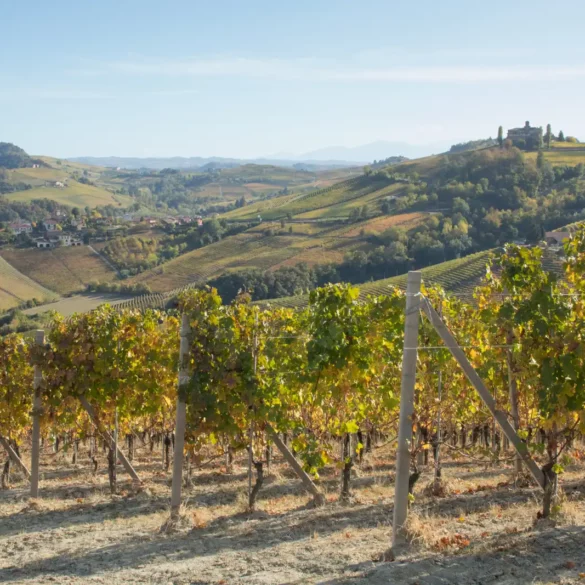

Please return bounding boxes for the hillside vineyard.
[3,233,585,526]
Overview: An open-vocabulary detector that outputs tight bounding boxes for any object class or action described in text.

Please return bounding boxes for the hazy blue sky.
[3,0,585,158]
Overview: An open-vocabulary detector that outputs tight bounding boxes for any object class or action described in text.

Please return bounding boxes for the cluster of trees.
[207,263,340,303]
[0,142,34,169]
[449,138,497,153]
[102,219,252,276]
[0,307,50,336]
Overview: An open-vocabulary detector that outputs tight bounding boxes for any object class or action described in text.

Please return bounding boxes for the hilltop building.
[507,121,543,150]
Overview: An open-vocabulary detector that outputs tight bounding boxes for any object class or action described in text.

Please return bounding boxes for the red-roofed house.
[8,221,32,234]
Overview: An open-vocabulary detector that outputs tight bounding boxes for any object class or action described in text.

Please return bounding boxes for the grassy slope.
[129,213,428,293]
[0,247,118,295]
[5,180,133,208]
[222,156,440,222]
[0,256,59,310]
[5,156,133,208]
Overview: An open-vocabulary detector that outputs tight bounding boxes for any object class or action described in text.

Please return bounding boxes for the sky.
[3,0,585,159]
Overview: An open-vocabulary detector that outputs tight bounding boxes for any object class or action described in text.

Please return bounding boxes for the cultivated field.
[5,180,133,208]
[0,256,58,311]
[129,221,378,293]
[0,247,118,295]
[21,293,133,318]
[343,213,426,237]
[1,440,584,584]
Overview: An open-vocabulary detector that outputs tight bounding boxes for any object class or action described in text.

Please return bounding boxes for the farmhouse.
[507,121,543,149]
[43,218,59,231]
[35,231,82,248]
[545,231,571,246]
[8,221,33,234]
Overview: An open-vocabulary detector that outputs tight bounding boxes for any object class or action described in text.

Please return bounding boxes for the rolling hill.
[125,141,585,299]
[127,212,427,293]
[0,255,59,311]
[0,247,118,295]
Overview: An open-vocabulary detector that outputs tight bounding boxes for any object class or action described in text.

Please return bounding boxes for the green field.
[0,256,59,311]
[0,247,119,295]
[5,179,133,208]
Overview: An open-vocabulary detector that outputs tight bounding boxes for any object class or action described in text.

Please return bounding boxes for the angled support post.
[79,396,141,483]
[0,436,31,480]
[171,314,190,518]
[419,295,545,490]
[392,271,422,550]
[266,424,325,506]
[30,330,45,498]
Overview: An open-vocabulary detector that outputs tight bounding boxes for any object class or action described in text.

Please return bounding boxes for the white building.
[8,221,33,234]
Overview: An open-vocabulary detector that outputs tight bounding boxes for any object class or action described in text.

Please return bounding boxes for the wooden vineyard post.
[506,348,523,475]
[392,271,422,551]
[0,436,31,480]
[170,314,190,518]
[79,396,141,483]
[30,329,44,498]
[420,296,545,489]
[266,425,325,505]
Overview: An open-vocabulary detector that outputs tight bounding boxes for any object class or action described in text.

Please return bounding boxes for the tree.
[546,124,552,149]
[558,130,565,142]
[497,126,504,147]
[536,150,545,170]
[72,207,80,218]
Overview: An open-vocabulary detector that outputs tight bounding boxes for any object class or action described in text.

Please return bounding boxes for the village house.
[545,231,571,247]
[43,218,59,231]
[70,218,85,231]
[8,221,33,234]
[35,231,82,248]
[506,121,543,149]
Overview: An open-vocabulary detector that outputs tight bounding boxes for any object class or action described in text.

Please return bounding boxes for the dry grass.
[1,442,584,585]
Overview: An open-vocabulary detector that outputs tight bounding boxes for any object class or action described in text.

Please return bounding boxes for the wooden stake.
[506,348,523,475]
[266,425,325,505]
[30,329,44,498]
[420,295,545,489]
[392,271,422,549]
[170,314,190,517]
[0,436,30,480]
[79,396,141,483]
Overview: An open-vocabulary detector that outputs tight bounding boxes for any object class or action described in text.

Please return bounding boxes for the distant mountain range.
[69,141,451,171]
[291,140,451,163]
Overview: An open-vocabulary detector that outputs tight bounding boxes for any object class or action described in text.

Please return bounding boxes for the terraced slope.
[129,213,427,293]
[265,247,566,309]
[266,250,495,308]
[0,247,118,295]
[0,256,59,311]
[223,177,408,221]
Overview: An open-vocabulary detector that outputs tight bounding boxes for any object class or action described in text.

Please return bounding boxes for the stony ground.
[1,442,584,585]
